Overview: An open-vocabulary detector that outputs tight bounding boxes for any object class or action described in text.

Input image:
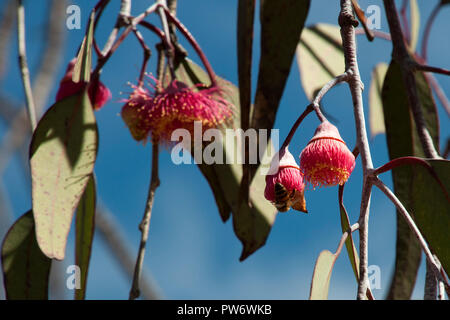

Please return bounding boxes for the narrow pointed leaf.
[410,159,450,274]
[368,62,388,138]
[309,250,336,300]
[1,211,51,299]
[296,23,345,101]
[75,175,96,300]
[252,0,310,136]
[30,90,98,260]
[72,11,95,83]
[382,60,439,299]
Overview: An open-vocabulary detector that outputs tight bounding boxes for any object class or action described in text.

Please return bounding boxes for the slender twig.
[17,0,36,131]
[311,72,350,122]
[373,177,449,296]
[92,3,159,80]
[129,143,160,300]
[424,72,450,116]
[161,5,217,87]
[281,105,314,150]
[421,2,441,61]
[129,49,164,300]
[350,0,374,41]
[338,0,374,299]
[132,27,151,86]
[355,28,391,41]
[100,0,131,56]
[414,64,450,76]
[334,223,360,257]
[156,0,175,78]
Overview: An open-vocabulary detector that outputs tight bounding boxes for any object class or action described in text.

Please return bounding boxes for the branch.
[373,177,450,295]
[128,49,164,300]
[414,63,450,77]
[338,0,374,300]
[334,223,359,257]
[355,28,391,41]
[17,0,36,131]
[350,0,374,41]
[129,143,160,300]
[311,72,350,122]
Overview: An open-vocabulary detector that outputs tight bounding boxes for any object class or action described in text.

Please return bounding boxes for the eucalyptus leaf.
[30,90,98,260]
[1,211,51,299]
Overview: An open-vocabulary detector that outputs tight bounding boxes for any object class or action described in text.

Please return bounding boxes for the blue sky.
[0,0,449,299]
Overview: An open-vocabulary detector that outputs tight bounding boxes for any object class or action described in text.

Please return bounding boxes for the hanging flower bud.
[55,58,112,110]
[264,147,307,213]
[299,121,355,187]
[121,77,233,144]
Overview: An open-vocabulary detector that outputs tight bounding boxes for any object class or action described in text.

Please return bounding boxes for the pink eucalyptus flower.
[121,78,233,143]
[55,58,112,110]
[299,121,355,187]
[264,147,307,213]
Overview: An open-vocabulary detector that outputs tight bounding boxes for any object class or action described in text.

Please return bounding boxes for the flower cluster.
[265,121,355,213]
[121,78,233,144]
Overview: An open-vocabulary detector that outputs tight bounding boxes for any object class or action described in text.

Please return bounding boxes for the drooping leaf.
[30,90,98,260]
[296,23,345,101]
[368,62,388,138]
[252,0,310,144]
[72,10,95,83]
[309,250,336,300]
[382,60,439,299]
[1,211,51,299]
[170,57,277,259]
[410,159,450,274]
[409,0,420,52]
[75,175,96,300]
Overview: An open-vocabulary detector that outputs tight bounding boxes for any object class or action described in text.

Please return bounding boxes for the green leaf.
[252,0,310,134]
[382,60,439,299]
[1,211,51,299]
[368,62,388,138]
[75,175,96,300]
[29,90,98,260]
[309,250,336,300]
[72,10,95,83]
[410,159,450,274]
[409,0,420,52]
[171,57,277,259]
[296,23,345,101]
